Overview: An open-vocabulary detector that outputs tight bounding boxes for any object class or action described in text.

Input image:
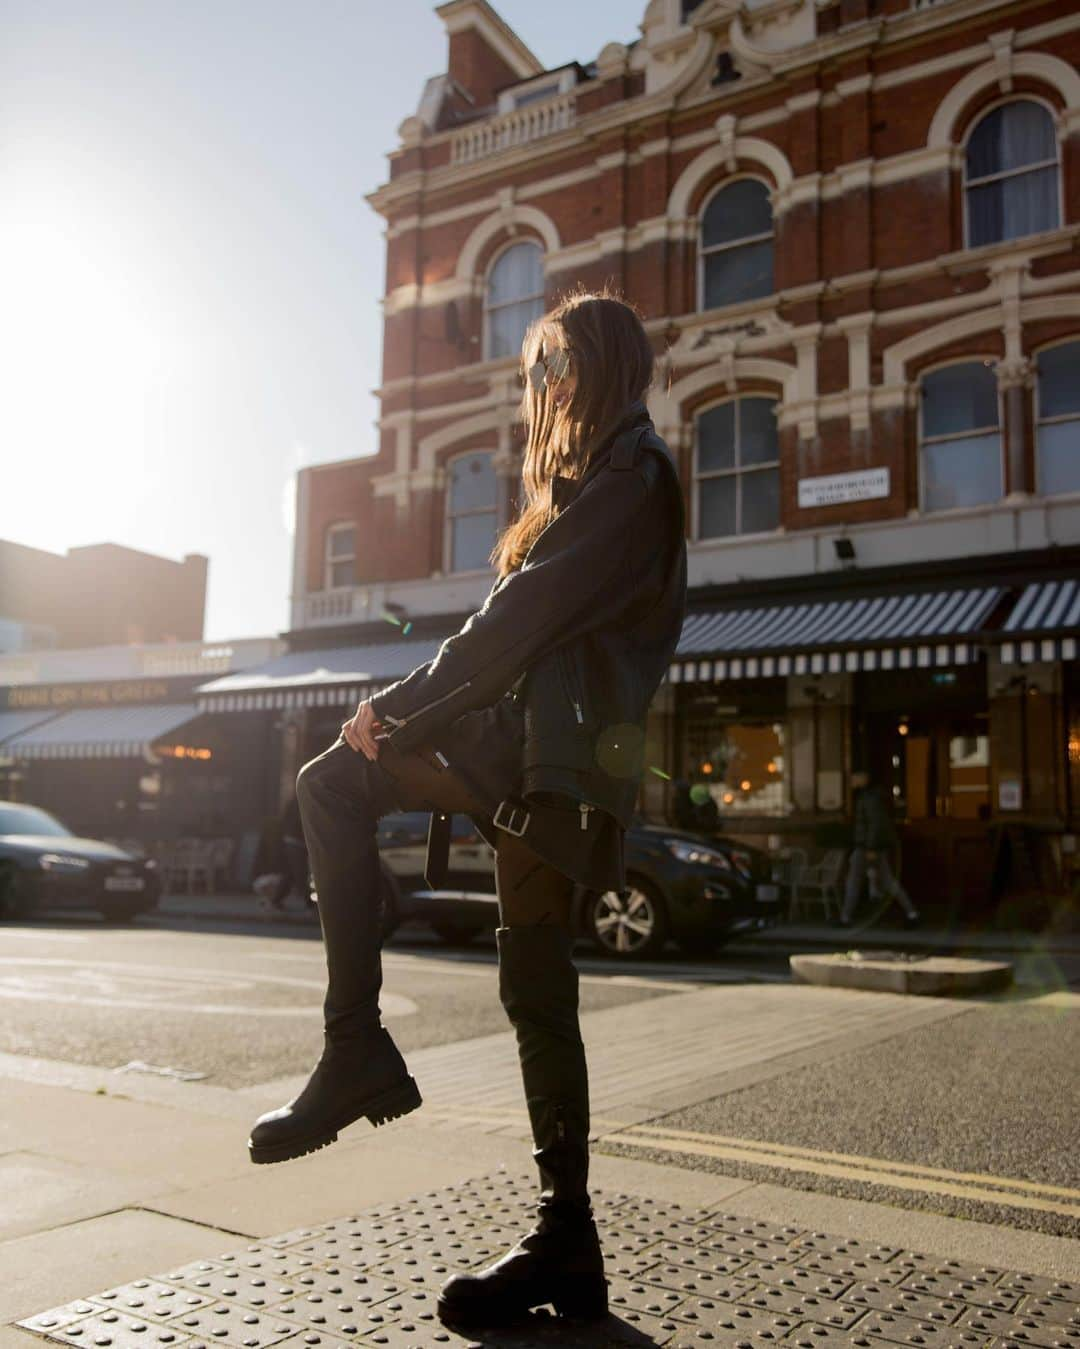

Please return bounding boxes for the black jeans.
[295,731,578,1038]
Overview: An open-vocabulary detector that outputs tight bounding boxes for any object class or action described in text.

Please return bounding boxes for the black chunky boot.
[437,925,608,1327]
[248,749,422,1164]
[248,1026,421,1164]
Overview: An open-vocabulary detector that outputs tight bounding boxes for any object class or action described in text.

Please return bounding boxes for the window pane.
[966,101,1056,181]
[687,720,786,817]
[1039,420,1080,496]
[487,242,543,306]
[451,510,497,572]
[922,362,999,438]
[448,452,496,513]
[701,179,772,249]
[699,475,736,538]
[703,238,773,309]
[740,467,780,534]
[330,559,355,588]
[1037,342,1080,419]
[328,528,354,558]
[739,398,778,467]
[923,435,1002,511]
[696,402,735,473]
[968,166,1059,247]
[487,296,544,359]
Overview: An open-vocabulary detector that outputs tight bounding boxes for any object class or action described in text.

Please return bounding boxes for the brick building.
[0,538,209,653]
[273,0,1080,920]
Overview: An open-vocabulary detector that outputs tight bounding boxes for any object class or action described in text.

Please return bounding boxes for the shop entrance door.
[895,712,994,915]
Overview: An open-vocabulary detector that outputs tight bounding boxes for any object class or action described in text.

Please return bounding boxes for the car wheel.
[431,922,481,945]
[587,878,669,960]
[0,865,35,920]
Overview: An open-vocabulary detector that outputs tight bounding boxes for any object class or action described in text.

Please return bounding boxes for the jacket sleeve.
[366,464,653,751]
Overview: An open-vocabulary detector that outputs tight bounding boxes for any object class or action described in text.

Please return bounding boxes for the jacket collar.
[550,401,653,507]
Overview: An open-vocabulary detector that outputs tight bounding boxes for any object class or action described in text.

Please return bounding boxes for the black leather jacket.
[368,402,688,831]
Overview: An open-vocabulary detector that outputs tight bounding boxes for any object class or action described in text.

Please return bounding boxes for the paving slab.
[790,952,1014,996]
[13,1166,1080,1349]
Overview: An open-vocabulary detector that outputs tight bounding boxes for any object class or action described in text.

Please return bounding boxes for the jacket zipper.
[579,802,591,831]
[380,678,473,729]
[557,649,585,725]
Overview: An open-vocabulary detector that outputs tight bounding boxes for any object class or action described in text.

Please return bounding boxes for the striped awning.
[0,709,65,751]
[0,704,202,760]
[668,586,1005,682]
[997,579,1080,663]
[194,638,443,712]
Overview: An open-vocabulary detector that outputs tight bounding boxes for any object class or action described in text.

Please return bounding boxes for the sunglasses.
[527,346,571,393]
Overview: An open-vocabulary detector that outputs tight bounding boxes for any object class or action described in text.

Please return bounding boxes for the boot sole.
[248,1074,422,1165]
[436,1273,608,1326]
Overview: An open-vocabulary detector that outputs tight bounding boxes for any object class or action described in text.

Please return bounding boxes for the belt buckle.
[493,798,531,836]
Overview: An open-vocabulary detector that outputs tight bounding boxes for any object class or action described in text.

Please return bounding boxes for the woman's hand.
[341,699,383,760]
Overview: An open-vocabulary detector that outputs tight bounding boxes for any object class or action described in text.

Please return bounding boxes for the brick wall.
[298,0,1080,608]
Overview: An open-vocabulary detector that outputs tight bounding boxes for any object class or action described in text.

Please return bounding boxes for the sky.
[0,0,643,644]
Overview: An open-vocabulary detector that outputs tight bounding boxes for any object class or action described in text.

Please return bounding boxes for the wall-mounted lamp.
[833,538,856,568]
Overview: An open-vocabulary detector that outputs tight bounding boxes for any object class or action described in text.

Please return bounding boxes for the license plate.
[105,876,144,891]
[755,883,780,903]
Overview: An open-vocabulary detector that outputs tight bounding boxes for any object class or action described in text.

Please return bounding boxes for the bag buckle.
[493,798,531,836]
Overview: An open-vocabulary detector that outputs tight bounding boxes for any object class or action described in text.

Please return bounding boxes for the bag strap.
[425,810,452,889]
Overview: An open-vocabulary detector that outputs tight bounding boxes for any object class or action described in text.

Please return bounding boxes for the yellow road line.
[624,1123,1080,1202]
[602,1130,1080,1220]
[418,1104,1080,1218]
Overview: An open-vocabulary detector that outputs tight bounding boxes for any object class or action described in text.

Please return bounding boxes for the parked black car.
[0,801,162,922]
[374,809,781,960]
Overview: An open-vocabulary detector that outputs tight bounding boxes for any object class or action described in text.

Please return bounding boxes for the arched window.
[446,451,498,572]
[324,523,355,589]
[484,241,544,360]
[694,396,780,538]
[919,362,1002,512]
[1036,341,1080,496]
[964,100,1060,248]
[699,179,774,311]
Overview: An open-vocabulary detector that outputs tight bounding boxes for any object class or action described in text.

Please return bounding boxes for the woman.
[247,288,687,1328]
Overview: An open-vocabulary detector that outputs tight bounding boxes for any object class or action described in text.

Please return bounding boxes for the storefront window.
[686,716,786,815]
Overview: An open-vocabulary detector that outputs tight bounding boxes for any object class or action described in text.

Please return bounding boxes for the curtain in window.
[921,363,1002,511]
[966,101,1059,247]
[1037,342,1080,496]
[486,243,544,359]
[700,180,774,310]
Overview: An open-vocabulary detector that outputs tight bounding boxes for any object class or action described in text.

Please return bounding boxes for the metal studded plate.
[14,1167,1080,1348]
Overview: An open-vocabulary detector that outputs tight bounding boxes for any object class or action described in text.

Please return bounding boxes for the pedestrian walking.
[245,288,688,1329]
[839,770,921,927]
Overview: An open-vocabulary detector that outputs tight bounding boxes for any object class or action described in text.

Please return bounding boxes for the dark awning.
[194,638,443,712]
[0,704,202,760]
[996,579,1080,663]
[668,586,1005,682]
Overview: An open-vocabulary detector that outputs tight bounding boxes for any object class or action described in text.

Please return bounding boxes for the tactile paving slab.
[14,1167,1080,1347]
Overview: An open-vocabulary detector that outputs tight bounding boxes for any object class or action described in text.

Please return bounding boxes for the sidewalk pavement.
[4,962,1079,1346]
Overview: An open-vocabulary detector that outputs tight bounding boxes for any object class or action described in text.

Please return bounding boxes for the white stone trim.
[927,51,1080,148]
[652,356,799,440]
[668,136,795,217]
[454,204,560,281]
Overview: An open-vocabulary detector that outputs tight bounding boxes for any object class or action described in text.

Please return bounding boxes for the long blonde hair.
[489,287,655,581]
